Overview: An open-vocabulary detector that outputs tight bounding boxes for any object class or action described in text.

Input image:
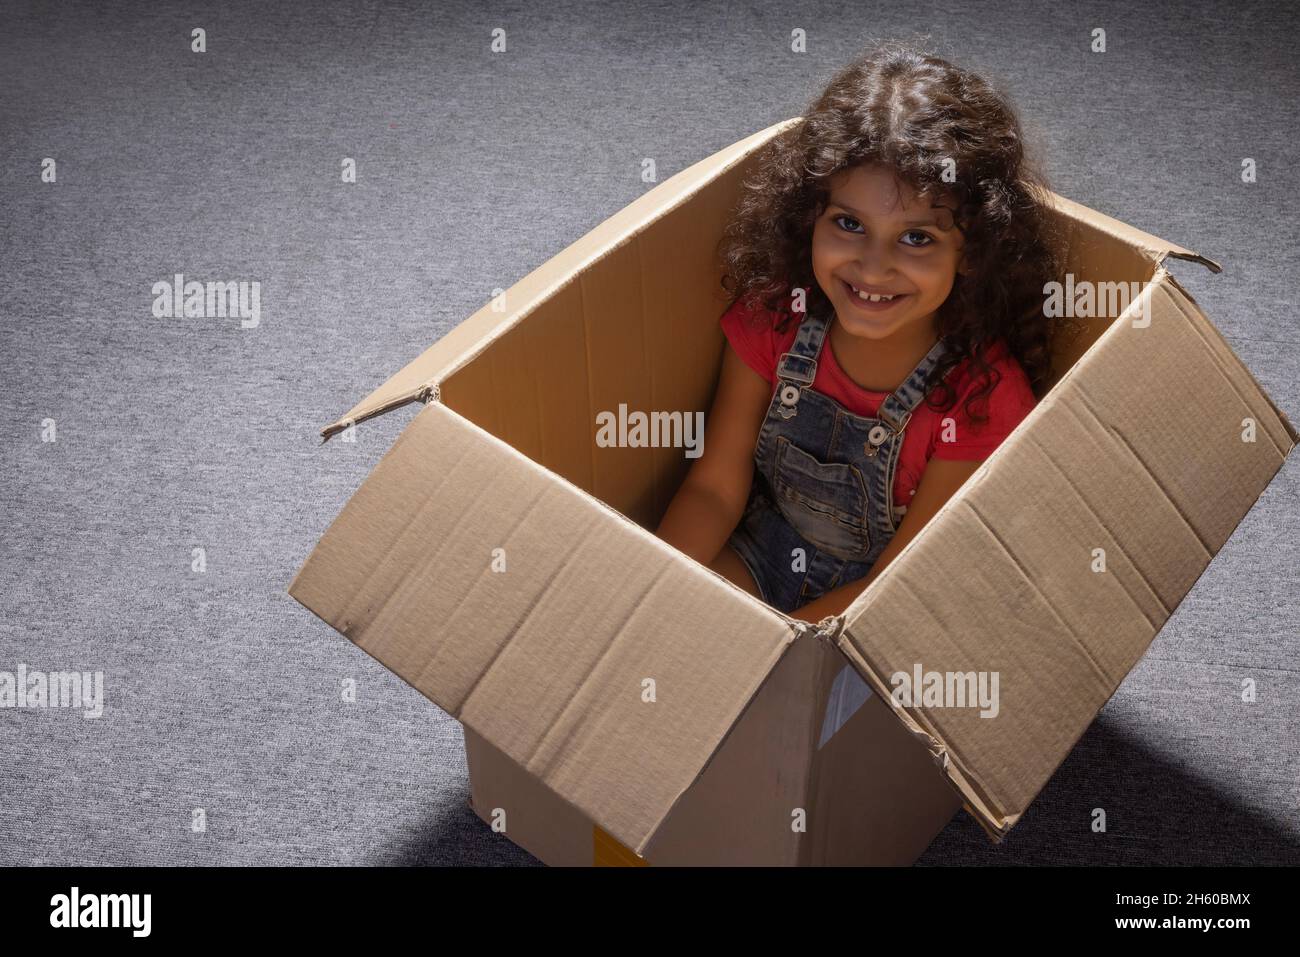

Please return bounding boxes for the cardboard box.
[289,118,1298,865]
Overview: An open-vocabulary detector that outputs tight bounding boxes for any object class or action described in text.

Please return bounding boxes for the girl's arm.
[790,456,985,622]
[654,343,771,566]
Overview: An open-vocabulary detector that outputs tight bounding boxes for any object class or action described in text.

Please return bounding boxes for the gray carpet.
[1,0,1296,866]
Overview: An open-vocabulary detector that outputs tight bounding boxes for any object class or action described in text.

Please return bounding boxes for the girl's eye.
[832,215,934,249]
[832,214,863,234]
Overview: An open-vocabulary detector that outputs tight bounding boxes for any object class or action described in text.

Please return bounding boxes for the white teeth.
[849,284,897,302]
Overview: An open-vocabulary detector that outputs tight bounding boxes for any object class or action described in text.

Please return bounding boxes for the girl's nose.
[854,242,897,281]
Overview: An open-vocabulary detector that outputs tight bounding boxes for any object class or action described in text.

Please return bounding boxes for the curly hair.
[716,40,1076,426]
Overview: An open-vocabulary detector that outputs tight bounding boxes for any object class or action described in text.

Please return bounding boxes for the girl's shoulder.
[719,296,797,385]
[942,337,1030,393]
[930,338,1037,460]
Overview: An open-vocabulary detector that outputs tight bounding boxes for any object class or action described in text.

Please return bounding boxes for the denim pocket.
[771,435,871,560]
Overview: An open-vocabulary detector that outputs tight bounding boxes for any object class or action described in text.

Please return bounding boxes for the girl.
[655,42,1073,620]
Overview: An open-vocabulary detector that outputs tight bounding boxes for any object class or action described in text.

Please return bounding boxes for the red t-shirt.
[720,298,1037,508]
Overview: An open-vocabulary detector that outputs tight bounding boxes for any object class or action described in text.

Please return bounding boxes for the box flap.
[1045,192,1222,274]
[317,117,803,441]
[836,267,1294,840]
[290,399,797,855]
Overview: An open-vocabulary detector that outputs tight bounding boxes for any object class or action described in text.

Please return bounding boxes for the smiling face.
[811,163,966,346]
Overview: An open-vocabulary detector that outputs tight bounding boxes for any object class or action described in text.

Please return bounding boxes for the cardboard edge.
[1046,191,1217,273]
[1160,270,1299,448]
[315,116,806,442]
[1160,249,1223,274]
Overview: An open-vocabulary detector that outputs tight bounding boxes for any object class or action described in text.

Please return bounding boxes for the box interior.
[435,187,1157,545]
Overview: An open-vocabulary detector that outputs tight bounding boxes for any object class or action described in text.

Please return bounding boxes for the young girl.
[655,42,1071,621]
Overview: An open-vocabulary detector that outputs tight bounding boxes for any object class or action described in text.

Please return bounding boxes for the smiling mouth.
[841,279,909,308]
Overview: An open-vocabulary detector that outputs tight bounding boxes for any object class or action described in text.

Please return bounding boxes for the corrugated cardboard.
[289,117,1297,864]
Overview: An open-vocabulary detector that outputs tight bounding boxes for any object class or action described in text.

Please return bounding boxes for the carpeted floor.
[1,0,1296,866]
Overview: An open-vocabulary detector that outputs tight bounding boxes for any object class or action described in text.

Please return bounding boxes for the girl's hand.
[654,342,770,568]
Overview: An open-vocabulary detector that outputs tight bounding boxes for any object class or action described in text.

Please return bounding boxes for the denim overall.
[726,307,951,614]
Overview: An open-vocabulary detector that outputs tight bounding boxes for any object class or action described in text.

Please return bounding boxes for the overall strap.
[874,336,951,438]
[772,308,830,419]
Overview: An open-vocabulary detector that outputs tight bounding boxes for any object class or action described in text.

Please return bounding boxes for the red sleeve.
[932,346,1037,461]
[720,298,779,385]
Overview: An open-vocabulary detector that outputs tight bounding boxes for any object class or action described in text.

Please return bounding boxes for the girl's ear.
[957,252,974,277]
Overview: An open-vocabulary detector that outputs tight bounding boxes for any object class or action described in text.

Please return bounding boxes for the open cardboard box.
[289,118,1298,865]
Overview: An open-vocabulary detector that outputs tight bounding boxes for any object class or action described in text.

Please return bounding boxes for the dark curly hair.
[716,40,1076,427]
